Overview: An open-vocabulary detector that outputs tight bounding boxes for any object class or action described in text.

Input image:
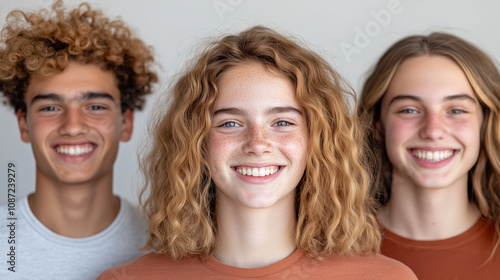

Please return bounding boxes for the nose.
[58,107,88,136]
[242,125,272,155]
[419,112,446,140]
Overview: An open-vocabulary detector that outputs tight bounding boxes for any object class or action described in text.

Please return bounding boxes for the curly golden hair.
[140,25,381,260]
[358,32,500,258]
[0,0,157,113]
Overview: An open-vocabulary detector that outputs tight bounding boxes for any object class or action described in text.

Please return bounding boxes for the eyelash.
[397,108,468,117]
[40,106,58,112]
[88,105,107,110]
[449,109,465,114]
[218,119,294,128]
[398,108,418,114]
[221,121,240,128]
[273,120,292,126]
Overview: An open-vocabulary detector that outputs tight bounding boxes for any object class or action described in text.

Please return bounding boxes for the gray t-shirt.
[0,195,147,279]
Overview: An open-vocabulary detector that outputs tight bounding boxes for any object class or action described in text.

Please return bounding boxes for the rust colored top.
[381,217,500,280]
[98,248,417,279]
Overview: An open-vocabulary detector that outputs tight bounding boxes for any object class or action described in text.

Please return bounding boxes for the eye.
[449,109,465,114]
[273,120,291,127]
[88,105,107,110]
[221,121,240,128]
[399,108,418,114]
[40,106,58,112]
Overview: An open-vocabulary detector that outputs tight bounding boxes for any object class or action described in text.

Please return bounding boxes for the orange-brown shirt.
[381,217,500,280]
[98,248,417,279]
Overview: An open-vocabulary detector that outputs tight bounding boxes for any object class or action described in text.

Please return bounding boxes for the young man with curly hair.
[0,1,157,279]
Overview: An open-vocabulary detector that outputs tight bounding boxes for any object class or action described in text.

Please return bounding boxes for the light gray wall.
[1,0,499,206]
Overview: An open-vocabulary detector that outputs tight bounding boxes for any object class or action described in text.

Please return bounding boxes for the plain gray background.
[1,0,499,206]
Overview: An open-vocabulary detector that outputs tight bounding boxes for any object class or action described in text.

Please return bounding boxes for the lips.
[411,149,455,162]
[55,144,95,156]
[235,166,280,177]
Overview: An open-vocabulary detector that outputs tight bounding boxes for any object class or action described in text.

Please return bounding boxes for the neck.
[379,173,480,240]
[214,194,296,268]
[30,168,120,238]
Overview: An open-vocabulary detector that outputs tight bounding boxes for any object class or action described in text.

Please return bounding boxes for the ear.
[16,109,30,143]
[374,120,384,141]
[120,109,134,142]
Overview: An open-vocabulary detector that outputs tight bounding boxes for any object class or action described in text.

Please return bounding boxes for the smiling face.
[18,62,133,186]
[379,55,483,191]
[206,61,308,210]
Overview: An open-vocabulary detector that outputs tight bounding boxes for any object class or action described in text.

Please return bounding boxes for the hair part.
[140,25,381,260]
[0,0,157,113]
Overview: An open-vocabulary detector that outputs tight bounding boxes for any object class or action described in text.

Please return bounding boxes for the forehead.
[25,62,119,104]
[384,55,476,103]
[215,61,298,110]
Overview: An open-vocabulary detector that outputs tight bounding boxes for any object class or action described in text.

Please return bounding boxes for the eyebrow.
[30,93,63,104]
[30,91,117,105]
[443,94,477,103]
[388,94,477,105]
[213,106,303,116]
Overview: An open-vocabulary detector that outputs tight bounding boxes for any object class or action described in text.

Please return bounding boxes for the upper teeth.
[412,150,453,162]
[56,145,94,156]
[236,166,279,177]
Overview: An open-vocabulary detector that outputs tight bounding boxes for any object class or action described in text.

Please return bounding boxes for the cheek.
[28,119,53,142]
[384,120,413,144]
[95,116,122,136]
[454,122,481,150]
[383,120,414,162]
[207,134,226,157]
[206,133,235,170]
[278,130,308,165]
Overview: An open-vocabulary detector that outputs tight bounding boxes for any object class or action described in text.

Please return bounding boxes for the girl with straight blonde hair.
[359,32,500,279]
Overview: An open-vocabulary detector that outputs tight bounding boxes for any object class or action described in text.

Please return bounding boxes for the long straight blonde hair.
[358,32,500,258]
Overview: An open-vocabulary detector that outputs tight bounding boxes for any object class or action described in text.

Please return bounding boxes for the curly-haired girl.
[99,26,416,279]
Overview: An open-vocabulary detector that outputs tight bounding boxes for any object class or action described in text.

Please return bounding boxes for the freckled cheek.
[207,133,238,159]
[276,132,308,157]
[206,133,239,176]
[207,134,225,152]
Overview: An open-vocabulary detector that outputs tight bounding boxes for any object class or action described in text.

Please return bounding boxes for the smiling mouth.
[235,166,280,177]
[55,144,95,156]
[411,149,455,162]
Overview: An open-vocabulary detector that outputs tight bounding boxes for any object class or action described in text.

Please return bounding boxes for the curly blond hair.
[358,32,500,258]
[0,0,157,112]
[140,26,380,260]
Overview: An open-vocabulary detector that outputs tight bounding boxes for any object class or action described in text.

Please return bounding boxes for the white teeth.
[259,168,265,176]
[56,145,94,156]
[236,166,280,177]
[252,168,259,177]
[412,150,453,162]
